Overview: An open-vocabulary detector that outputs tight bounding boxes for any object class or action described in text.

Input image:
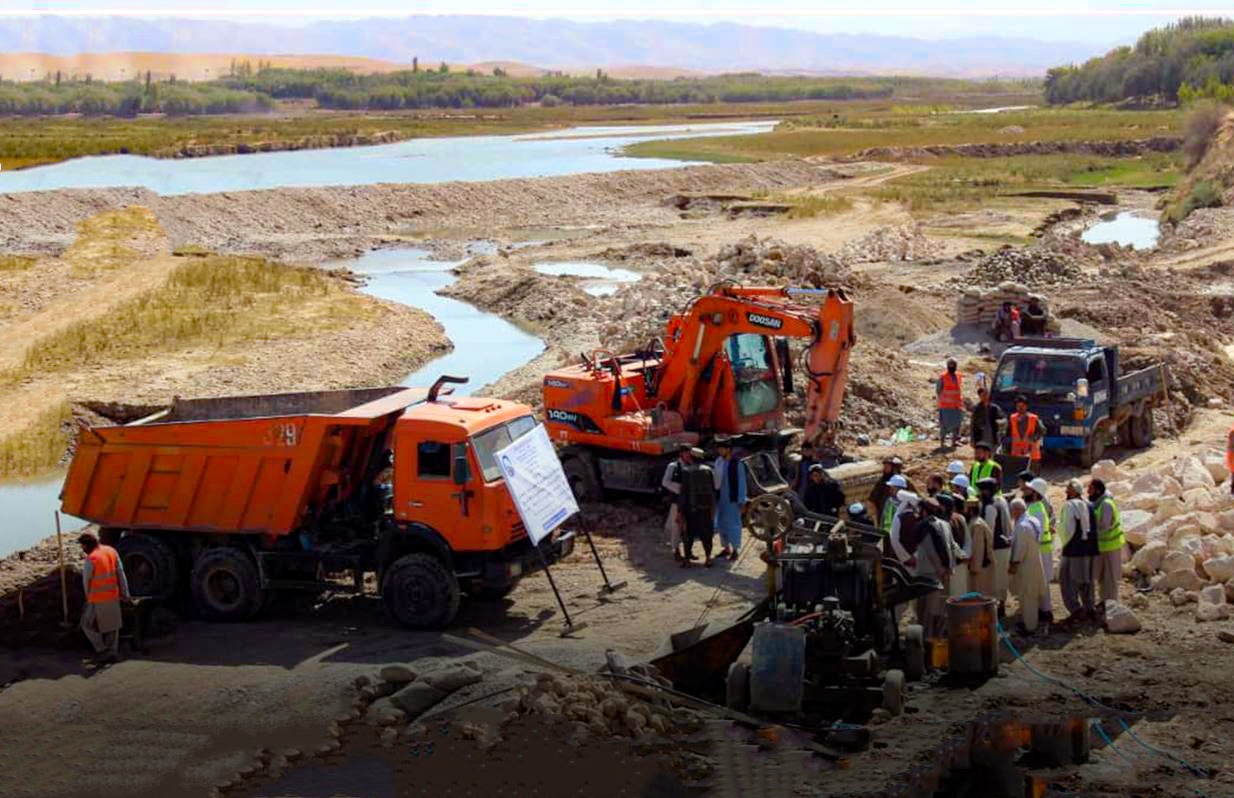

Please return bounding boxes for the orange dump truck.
[60,377,573,628]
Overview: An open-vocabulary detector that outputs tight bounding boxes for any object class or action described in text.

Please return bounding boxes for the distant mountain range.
[0,15,1103,78]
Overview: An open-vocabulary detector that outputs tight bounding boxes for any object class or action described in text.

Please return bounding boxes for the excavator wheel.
[560,449,602,504]
[744,494,793,543]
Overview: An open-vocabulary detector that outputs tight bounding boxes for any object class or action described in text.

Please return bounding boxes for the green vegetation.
[624,106,1180,163]
[871,152,1183,213]
[1167,179,1226,222]
[0,77,270,115]
[5,256,367,381]
[0,401,72,479]
[1045,17,1234,105]
[777,194,855,218]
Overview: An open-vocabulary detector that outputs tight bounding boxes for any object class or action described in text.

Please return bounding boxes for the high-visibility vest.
[86,545,121,604]
[938,372,963,410]
[1029,499,1053,552]
[1226,421,1234,473]
[1095,495,1125,554]
[881,497,895,535]
[1009,412,1042,460]
[970,459,1000,494]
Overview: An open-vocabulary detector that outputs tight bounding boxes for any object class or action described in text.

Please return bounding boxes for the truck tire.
[117,533,179,599]
[726,662,750,712]
[561,449,601,503]
[882,669,906,717]
[1079,432,1106,469]
[1130,411,1154,449]
[382,553,460,629]
[190,547,263,622]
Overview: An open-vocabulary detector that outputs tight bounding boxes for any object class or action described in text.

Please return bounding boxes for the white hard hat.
[946,460,965,475]
[886,474,908,489]
[1029,478,1050,497]
[951,474,970,491]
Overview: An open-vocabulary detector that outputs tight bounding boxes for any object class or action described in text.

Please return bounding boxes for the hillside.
[0,15,1099,77]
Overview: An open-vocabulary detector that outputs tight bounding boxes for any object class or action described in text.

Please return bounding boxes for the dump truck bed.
[61,387,426,538]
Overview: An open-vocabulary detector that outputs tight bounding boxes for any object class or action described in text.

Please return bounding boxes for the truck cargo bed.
[61,387,427,538]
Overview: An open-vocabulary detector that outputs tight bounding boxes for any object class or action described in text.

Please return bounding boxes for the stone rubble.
[952,246,1084,289]
[836,224,942,264]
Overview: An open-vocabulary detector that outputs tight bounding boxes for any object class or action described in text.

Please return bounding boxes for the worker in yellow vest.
[78,529,130,664]
[936,358,964,450]
[1087,478,1125,605]
[1008,394,1044,468]
[969,441,1003,493]
[1024,477,1055,626]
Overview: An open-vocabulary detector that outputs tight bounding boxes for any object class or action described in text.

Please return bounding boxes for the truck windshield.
[994,355,1083,396]
[471,415,538,482]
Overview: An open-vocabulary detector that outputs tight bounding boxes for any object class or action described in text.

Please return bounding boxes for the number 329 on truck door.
[264,422,301,447]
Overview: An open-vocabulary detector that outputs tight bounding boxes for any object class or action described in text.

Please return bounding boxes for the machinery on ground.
[542,283,858,501]
[59,377,572,628]
[651,494,941,721]
[991,338,1167,467]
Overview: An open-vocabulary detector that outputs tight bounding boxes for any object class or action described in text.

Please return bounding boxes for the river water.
[0,120,775,195]
[1081,211,1160,250]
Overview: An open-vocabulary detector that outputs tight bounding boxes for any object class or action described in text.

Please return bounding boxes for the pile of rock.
[711,234,853,286]
[954,281,1051,327]
[956,247,1083,289]
[1162,207,1234,251]
[507,670,685,744]
[352,661,485,748]
[1096,453,1234,621]
[837,224,941,264]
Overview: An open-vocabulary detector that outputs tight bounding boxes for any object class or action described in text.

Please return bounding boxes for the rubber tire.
[1130,411,1154,449]
[726,662,750,712]
[904,624,926,682]
[882,669,906,716]
[117,533,180,599]
[190,547,263,622]
[1079,431,1106,469]
[561,452,601,504]
[382,553,461,630]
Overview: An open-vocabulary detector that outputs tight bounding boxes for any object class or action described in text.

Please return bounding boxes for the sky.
[3,1,1230,44]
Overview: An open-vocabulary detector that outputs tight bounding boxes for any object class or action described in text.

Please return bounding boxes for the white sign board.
[495,423,579,545]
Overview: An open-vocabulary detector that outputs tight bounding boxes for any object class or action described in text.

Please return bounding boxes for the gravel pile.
[954,246,1084,289]
[1163,207,1234,252]
[837,224,942,264]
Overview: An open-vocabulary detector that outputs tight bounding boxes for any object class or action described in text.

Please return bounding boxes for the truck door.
[1087,357,1110,423]
[396,436,474,531]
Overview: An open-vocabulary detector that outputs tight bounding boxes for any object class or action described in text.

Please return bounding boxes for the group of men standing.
[871,450,1126,636]
[661,438,749,568]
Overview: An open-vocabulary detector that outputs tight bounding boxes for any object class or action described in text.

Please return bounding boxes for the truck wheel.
[903,625,926,682]
[1079,433,1106,469]
[726,662,750,712]
[882,669,906,716]
[1130,411,1154,449]
[190,547,262,622]
[382,553,460,629]
[117,533,179,599]
[561,450,601,503]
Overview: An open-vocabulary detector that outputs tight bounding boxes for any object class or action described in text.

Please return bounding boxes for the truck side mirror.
[452,445,470,485]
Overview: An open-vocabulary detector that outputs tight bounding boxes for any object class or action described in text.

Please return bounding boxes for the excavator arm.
[655,285,855,445]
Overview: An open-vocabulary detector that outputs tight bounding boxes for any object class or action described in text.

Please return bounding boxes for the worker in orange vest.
[936,358,964,450]
[1227,421,1234,496]
[78,529,130,664]
[1008,394,1044,468]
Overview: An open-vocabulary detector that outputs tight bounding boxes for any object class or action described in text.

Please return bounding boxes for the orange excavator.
[542,283,856,500]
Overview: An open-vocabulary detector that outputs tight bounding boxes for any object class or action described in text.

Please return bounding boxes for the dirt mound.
[837,224,942,264]
[851,136,1181,162]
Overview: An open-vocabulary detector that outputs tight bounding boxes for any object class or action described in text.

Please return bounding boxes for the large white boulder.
[1201,451,1230,485]
[1180,537,1206,561]
[1195,601,1231,622]
[1202,555,1234,583]
[1161,476,1185,498]
[1175,455,1217,490]
[1124,493,1159,511]
[1132,472,1165,495]
[1105,601,1141,634]
[1121,509,1155,547]
[1107,480,1133,497]
[1129,541,1168,575]
[1144,525,1172,547]
[1219,510,1234,532]
[1217,535,1234,556]
[1183,488,1220,513]
[1199,584,1227,605]
[1153,497,1186,525]
[1154,569,1205,592]
[1092,459,1128,483]
[1168,524,1202,551]
[1196,511,1222,534]
[1162,550,1197,574]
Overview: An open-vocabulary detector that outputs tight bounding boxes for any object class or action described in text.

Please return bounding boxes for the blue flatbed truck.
[990,338,1168,467]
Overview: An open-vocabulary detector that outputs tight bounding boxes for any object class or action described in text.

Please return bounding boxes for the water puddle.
[533,260,642,297]
[0,472,85,556]
[1080,211,1160,250]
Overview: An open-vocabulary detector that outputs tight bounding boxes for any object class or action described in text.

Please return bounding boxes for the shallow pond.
[1080,211,1160,250]
[533,260,643,296]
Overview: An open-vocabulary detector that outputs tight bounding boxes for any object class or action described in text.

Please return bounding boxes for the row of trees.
[0,79,270,115]
[1045,17,1234,104]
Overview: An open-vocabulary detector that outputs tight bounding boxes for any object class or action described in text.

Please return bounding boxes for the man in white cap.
[1058,478,1097,624]
[879,474,909,538]
[946,460,966,480]
[889,489,923,565]
[1008,498,1045,635]
[951,473,973,499]
[1023,477,1056,626]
